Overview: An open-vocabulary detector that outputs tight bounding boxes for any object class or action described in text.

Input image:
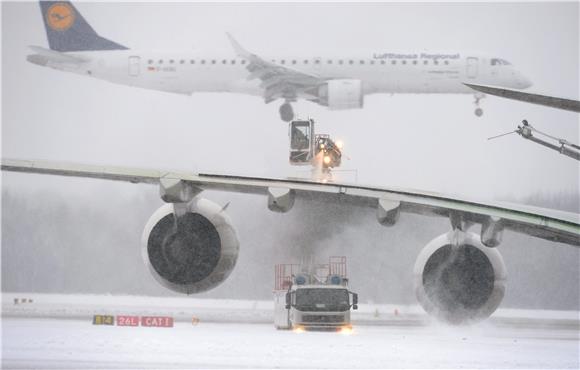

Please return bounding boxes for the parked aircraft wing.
[226,33,322,102]
[27,45,90,64]
[2,158,579,247]
[464,83,580,113]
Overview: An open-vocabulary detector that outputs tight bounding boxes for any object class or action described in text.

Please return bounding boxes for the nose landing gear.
[279,102,294,122]
[474,94,485,117]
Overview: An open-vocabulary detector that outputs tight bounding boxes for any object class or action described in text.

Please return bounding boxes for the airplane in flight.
[27,1,533,122]
[2,158,579,325]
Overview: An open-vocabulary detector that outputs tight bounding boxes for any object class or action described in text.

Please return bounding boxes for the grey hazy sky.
[1,2,579,308]
[2,1,579,200]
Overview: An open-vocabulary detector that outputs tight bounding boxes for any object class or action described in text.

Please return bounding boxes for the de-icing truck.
[274,256,358,331]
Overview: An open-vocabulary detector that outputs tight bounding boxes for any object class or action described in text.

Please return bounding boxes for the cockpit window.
[491,58,511,66]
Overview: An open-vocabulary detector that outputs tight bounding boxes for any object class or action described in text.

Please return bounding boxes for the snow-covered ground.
[2,293,579,368]
[2,293,428,325]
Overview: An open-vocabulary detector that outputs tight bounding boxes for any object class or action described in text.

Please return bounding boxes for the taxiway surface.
[3,315,578,369]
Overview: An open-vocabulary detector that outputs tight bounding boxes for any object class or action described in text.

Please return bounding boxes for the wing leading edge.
[2,158,579,247]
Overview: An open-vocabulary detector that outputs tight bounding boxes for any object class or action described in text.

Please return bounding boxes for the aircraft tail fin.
[39,1,128,52]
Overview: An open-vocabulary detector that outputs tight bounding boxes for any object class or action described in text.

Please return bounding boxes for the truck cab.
[285,284,357,331]
[274,257,358,331]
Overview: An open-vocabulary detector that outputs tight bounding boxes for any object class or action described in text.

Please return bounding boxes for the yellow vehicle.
[289,119,342,171]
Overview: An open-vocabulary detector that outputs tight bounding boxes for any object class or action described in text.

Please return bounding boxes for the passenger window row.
[148,59,248,65]
[147,59,451,66]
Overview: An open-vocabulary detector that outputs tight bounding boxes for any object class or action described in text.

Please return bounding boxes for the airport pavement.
[2,293,578,368]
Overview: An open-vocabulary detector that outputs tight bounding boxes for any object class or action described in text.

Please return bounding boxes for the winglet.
[226,33,251,58]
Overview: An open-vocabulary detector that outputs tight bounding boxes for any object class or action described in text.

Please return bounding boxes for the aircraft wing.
[464,83,580,113]
[3,158,579,248]
[227,34,322,103]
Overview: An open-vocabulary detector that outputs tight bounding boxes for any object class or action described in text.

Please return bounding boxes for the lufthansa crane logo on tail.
[46,3,75,31]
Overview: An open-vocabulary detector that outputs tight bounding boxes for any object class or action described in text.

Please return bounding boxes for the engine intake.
[142,198,239,294]
[414,232,507,324]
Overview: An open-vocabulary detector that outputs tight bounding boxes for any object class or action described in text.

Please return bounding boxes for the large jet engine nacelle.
[319,79,364,110]
[141,198,239,294]
[414,232,507,325]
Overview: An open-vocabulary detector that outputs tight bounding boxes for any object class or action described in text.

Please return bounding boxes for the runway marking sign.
[92,315,174,327]
[93,315,115,325]
[117,315,139,326]
[141,316,174,327]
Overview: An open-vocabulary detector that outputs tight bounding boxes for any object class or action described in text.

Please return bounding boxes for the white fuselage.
[47,50,532,99]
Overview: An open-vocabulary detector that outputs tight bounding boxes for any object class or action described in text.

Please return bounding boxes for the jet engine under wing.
[2,158,579,247]
[464,83,580,113]
[227,33,322,103]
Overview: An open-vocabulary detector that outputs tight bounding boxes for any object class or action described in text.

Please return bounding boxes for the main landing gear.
[279,102,295,122]
[474,93,485,117]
